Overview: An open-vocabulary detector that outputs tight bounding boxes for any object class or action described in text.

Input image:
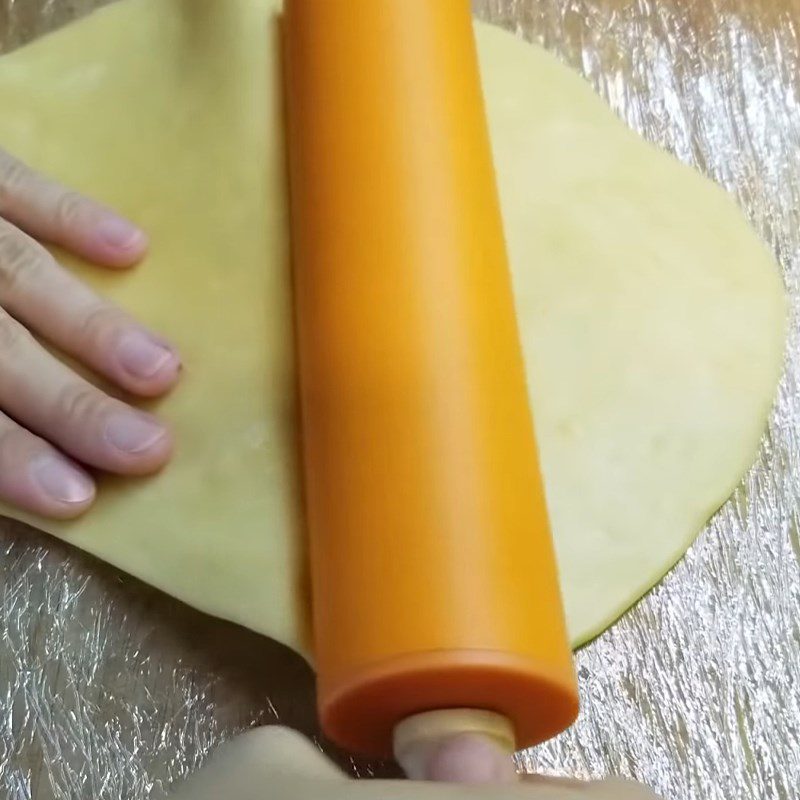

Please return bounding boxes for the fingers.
[170,728,346,800]
[581,779,663,798]
[0,219,180,397]
[169,726,664,800]
[0,149,175,518]
[0,148,148,268]
[248,727,347,782]
[522,775,664,798]
[170,729,347,800]
[0,410,94,519]
[0,309,173,475]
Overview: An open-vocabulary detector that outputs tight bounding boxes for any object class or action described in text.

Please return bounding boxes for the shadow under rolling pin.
[283,0,579,770]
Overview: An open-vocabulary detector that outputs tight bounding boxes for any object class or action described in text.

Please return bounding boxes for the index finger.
[0,148,148,268]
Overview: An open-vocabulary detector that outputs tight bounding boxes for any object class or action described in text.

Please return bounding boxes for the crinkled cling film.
[0,0,797,798]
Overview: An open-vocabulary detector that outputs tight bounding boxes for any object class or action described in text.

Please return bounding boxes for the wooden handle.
[394,709,516,780]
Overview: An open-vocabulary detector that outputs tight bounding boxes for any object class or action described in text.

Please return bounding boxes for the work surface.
[0,0,798,798]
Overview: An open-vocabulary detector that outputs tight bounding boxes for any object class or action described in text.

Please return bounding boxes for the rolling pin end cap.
[393,709,518,784]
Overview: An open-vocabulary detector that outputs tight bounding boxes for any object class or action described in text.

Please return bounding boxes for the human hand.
[170,727,663,800]
[0,149,180,519]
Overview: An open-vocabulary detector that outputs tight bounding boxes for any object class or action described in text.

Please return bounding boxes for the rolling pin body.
[284,0,578,758]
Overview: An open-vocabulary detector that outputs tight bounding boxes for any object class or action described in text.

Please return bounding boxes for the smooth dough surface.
[0,0,785,655]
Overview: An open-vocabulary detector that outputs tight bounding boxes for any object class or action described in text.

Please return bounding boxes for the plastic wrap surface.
[0,0,797,798]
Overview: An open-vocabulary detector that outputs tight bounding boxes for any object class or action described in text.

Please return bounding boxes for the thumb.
[169,726,346,800]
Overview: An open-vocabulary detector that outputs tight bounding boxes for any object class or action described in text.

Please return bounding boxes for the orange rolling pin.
[283,0,579,765]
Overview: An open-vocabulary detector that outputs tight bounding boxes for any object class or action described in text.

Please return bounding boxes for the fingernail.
[97,216,146,251]
[105,413,167,455]
[117,331,178,380]
[32,456,94,504]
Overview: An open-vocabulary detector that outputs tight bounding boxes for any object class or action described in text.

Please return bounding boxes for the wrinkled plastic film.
[0,0,797,798]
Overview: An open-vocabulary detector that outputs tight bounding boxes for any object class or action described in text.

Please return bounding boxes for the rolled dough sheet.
[0,0,785,656]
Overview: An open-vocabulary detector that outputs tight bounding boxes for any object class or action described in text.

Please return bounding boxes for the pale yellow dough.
[0,0,785,655]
